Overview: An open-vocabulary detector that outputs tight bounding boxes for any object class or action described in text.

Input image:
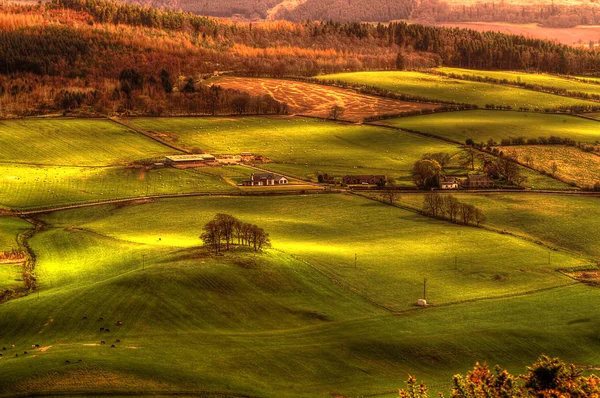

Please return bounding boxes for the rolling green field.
[0,195,598,397]
[384,110,600,144]
[0,163,239,210]
[400,193,600,259]
[439,67,600,97]
[316,71,598,109]
[40,195,590,310]
[0,119,172,166]
[129,116,467,183]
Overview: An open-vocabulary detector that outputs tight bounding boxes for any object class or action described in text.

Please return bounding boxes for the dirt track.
[213,77,438,122]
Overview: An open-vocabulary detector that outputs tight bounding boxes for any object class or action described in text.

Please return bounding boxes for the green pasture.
[315,71,597,109]
[129,116,466,182]
[0,119,171,166]
[0,195,598,396]
[385,110,600,144]
[0,163,238,210]
[400,193,600,259]
[41,195,589,311]
[438,67,600,98]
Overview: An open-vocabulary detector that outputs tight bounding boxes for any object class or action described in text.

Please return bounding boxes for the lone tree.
[551,161,559,177]
[329,104,345,120]
[200,214,271,253]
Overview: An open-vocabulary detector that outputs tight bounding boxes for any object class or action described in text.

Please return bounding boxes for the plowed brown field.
[212,76,438,122]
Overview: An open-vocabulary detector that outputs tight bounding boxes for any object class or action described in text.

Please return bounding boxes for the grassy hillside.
[129,116,465,185]
[316,71,598,109]
[0,164,239,210]
[0,217,30,290]
[40,195,590,310]
[384,110,600,144]
[0,196,598,396]
[399,193,600,258]
[0,119,172,166]
[438,67,600,97]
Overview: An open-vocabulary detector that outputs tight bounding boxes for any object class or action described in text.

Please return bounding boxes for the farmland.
[498,145,600,188]
[41,195,590,309]
[0,163,239,210]
[398,193,600,258]
[210,76,438,121]
[438,67,600,98]
[0,119,172,166]
[384,110,600,144]
[0,194,598,397]
[129,116,467,183]
[315,71,598,109]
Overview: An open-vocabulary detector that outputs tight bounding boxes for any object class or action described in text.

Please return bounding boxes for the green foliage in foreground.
[400,356,600,398]
[385,110,600,144]
[40,195,591,311]
[0,164,239,210]
[128,116,465,180]
[0,119,172,166]
[315,71,598,109]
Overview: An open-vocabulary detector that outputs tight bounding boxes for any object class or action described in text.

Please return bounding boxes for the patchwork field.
[0,217,30,290]
[498,145,600,188]
[0,194,598,396]
[128,116,467,184]
[0,163,239,210]
[210,76,438,121]
[384,110,600,144]
[399,193,600,258]
[438,67,600,98]
[0,119,172,166]
[316,71,598,109]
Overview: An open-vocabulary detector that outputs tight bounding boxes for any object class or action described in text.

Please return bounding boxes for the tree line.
[200,214,271,254]
[422,192,485,226]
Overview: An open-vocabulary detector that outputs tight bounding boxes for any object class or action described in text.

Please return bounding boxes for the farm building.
[342,175,386,185]
[242,173,289,186]
[165,154,216,168]
[463,174,494,189]
[439,177,459,189]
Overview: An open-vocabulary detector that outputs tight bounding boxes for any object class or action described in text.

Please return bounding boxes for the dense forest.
[0,0,599,116]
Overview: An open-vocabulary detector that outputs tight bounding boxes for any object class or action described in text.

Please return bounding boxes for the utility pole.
[423,278,428,301]
[143,254,146,270]
[354,253,357,269]
[548,252,551,266]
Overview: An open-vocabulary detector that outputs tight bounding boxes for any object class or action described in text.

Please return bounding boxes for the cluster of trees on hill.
[399,355,600,397]
[422,192,485,226]
[200,214,271,253]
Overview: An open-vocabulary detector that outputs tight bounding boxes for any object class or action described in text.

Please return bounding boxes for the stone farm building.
[463,174,494,189]
[165,154,216,168]
[243,173,289,186]
[440,177,459,189]
[342,175,386,185]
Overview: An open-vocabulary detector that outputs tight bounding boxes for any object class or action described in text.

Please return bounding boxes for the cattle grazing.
[2,347,5,351]
[98,317,104,321]
[100,341,105,345]
[105,329,110,333]
[111,344,115,348]
[10,344,15,349]
[65,360,70,364]
[100,328,104,331]
[116,321,123,326]
[23,351,27,355]
[15,354,18,357]
[82,316,87,320]
[0,353,3,357]
[78,359,83,362]
[115,339,120,343]
[35,344,39,348]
